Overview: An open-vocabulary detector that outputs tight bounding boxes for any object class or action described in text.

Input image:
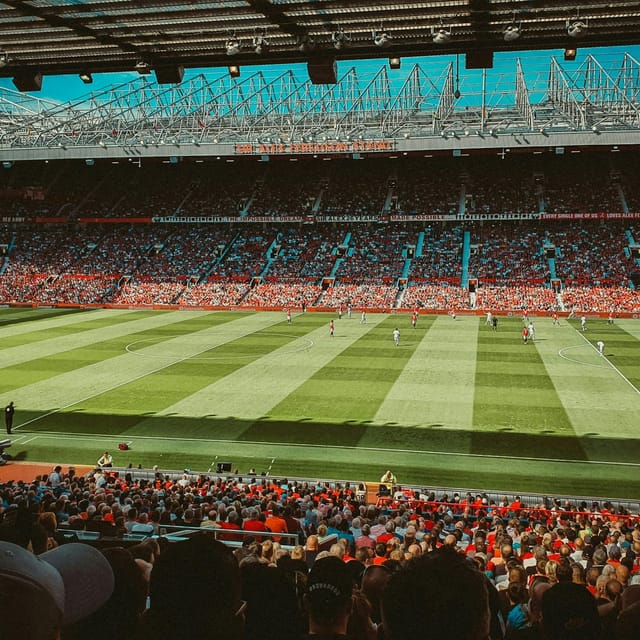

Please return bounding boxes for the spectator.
[305,555,354,638]
[381,547,490,640]
[141,532,245,640]
[0,540,114,640]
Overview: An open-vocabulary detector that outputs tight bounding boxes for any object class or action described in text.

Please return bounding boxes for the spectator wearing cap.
[305,556,354,638]
[0,540,114,640]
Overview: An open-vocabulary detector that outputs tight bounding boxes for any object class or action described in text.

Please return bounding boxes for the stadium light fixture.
[135,60,151,74]
[0,53,9,69]
[567,18,588,38]
[389,57,401,69]
[432,25,452,44]
[564,47,577,61]
[503,23,521,42]
[226,34,242,56]
[253,31,269,55]
[297,34,315,53]
[79,72,93,84]
[372,28,391,48]
[332,29,351,50]
[228,65,241,78]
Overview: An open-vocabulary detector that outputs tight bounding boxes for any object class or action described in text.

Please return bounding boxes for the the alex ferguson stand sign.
[234,139,394,155]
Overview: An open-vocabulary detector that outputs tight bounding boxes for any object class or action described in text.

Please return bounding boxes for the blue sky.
[0,44,638,104]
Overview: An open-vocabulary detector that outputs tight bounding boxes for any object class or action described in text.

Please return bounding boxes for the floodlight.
[503,24,521,41]
[228,65,241,78]
[297,34,315,53]
[226,36,242,56]
[567,19,588,38]
[389,57,401,69]
[0,53,9,69]
[135,61,151,74]
[564,47,577,61]
[432,27,452,44]
[332,30,351,50]
[373,29,391,48]
[253,34,269,55]
[79,72,93,84]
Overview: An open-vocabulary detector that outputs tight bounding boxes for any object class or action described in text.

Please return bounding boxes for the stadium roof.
[1,1,640,87]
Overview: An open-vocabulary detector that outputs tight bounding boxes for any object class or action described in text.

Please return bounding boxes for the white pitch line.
[557,345,610,369]
[20,436,39,445]
[13,429,640,468]
[13,315,285,431]
[574,329,640,396]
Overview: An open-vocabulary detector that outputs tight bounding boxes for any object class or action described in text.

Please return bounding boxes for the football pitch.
[1,307,639,499]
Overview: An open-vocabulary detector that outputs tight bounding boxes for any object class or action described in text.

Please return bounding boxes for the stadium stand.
[2,153,640,313]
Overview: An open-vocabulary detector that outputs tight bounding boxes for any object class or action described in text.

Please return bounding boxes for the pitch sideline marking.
[574,329,640,397]
[13,429,640,468]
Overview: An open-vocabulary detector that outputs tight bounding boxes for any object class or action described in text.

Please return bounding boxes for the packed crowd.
[467,221,549,284]
[1,465,640,639]
[3,153,640,222]
[319,160,390,217]
[1,215,639,312]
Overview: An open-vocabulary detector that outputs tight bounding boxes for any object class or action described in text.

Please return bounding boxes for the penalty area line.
[11,429,640,468]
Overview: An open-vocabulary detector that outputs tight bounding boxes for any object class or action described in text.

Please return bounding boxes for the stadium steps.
[415,231,425,257]
[460,230,471,288]
[401,258,411,279]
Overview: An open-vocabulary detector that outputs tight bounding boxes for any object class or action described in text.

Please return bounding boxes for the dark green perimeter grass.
[2,309,640,500]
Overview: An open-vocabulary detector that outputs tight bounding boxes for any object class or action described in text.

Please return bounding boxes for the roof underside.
[0,1,639,81]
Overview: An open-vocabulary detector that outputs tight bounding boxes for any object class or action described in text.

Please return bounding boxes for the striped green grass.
[1,308,639,499]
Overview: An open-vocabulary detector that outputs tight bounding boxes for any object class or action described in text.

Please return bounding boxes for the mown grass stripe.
[4,311,265,424]
[0,311,241,394]
[374,314,478,432]
[0,307,86,331]
[473,317,575,434]
[268,314,418,424]
[145,311,387,423]
[0,310,208,367]
[536,319,640,440]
